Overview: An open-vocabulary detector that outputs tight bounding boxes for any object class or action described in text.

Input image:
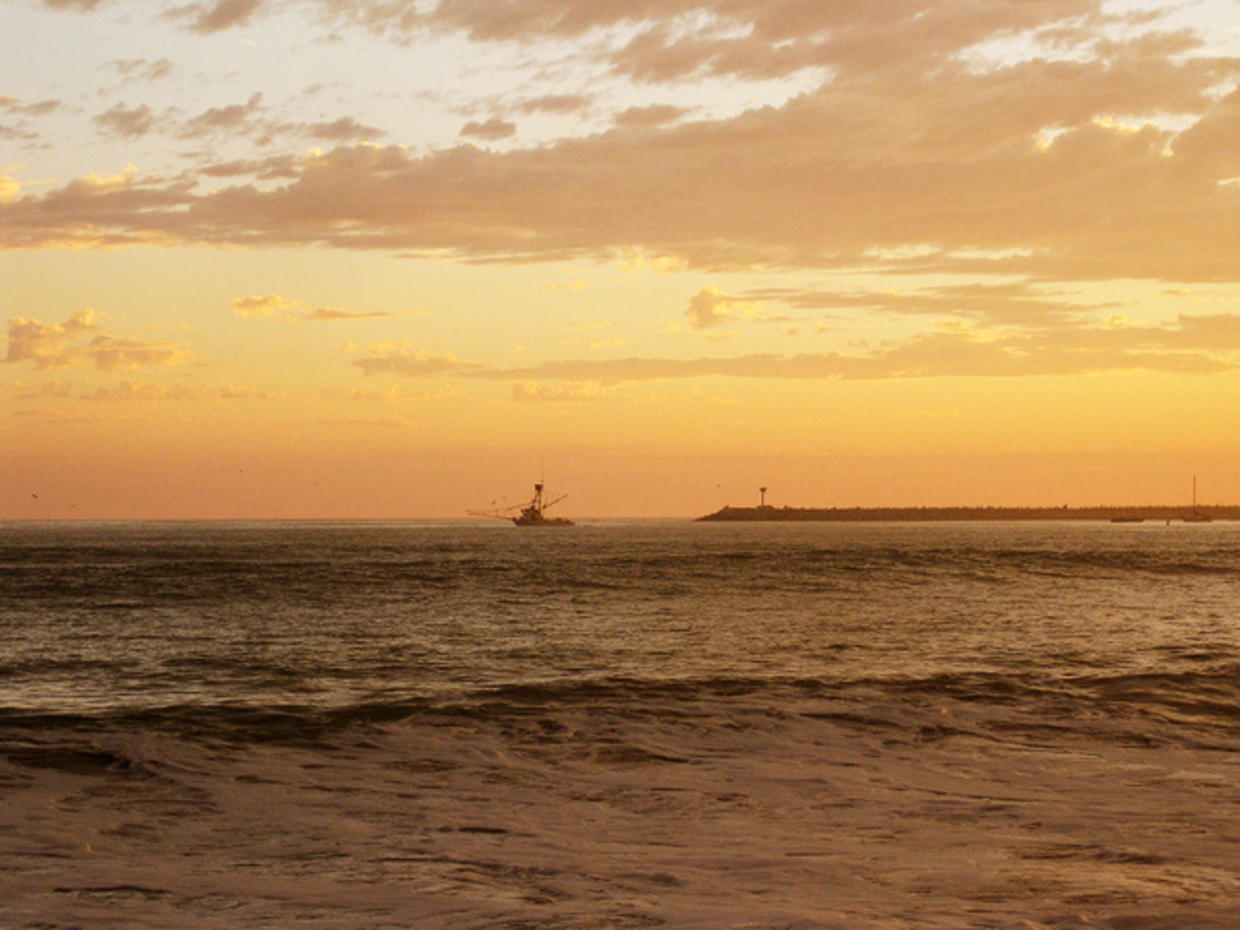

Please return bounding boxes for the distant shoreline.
[696,505,1240,523]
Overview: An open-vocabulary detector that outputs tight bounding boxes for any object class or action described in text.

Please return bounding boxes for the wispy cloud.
[511,381,607,402]
[231,294,292,320]
[517,94,592,116]
[0,96,62,117]
[304,306,394,322]
[352,343,482,377]
[353,313,1240,385]
[614,104,690,129]
[107,58,176,83]
[231,294,395,322]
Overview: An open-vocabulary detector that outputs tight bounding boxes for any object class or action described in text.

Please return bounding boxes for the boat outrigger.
[469,483,574,527]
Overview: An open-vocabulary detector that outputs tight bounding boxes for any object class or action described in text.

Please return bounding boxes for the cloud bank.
[5,0,1238,290]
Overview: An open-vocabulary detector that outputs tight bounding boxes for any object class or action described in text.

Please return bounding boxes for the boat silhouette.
[1184,475,1212,523]
[470,483,574,526]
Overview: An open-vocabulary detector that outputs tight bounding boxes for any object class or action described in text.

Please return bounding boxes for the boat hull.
[512,516,574,527]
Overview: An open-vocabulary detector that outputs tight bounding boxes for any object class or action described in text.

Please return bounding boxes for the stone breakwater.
[697,504,1240,521]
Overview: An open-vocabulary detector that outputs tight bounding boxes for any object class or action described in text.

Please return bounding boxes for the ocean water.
[1,519,1238,930]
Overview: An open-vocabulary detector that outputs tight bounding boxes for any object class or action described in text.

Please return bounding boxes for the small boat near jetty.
[470,482,574,527]
[1184,475,1212,523]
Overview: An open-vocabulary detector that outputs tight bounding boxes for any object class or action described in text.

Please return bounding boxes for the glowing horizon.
[4,0,1240,519]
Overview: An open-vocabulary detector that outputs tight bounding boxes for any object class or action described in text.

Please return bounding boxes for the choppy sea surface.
[2,519,1238,929]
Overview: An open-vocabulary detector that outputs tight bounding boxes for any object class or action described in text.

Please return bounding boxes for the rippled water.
[2,520,1238,928]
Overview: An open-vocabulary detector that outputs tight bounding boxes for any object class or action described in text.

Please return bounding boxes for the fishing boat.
[513,483,573,526]
[469,483,574,526]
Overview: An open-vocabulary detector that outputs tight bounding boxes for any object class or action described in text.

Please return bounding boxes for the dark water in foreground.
[1,520,1238,929]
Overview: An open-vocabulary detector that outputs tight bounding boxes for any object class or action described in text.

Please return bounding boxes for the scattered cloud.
[176,94,383,146]
[0,96,61,117]
[93,103,158,139]
[303,117,383,142]
[231,294,292,319]
[86,334,193,371]
[187,0,265,34]
[460,117,517,141]
[181,93,265,139]
[4,309,191,371]
[0,126,36,143]
[85,380,198,401]
[5,309,101,368]
[108,58,177,82]
[685,287,761,329]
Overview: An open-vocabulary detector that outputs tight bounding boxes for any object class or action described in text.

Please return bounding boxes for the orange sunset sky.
[4,0,1240,519]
